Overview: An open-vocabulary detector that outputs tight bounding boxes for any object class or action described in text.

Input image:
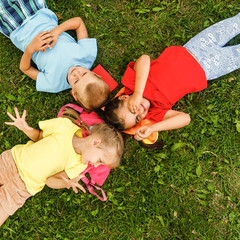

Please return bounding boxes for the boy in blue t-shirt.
[0,0,110,111]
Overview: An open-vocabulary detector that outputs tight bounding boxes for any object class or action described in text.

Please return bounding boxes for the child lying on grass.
[0,0,110,111]
[0,107,124,226]
[104,13,240,141]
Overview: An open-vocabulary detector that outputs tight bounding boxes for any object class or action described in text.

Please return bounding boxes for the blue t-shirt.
[10,8,97,93]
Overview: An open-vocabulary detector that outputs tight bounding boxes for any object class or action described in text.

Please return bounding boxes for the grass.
[0,0,240,239]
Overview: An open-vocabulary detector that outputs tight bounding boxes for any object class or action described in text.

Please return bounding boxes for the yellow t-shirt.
[11,118,87,195]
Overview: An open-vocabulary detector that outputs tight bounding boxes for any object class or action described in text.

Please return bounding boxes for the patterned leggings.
[184,13,240,80]
[0,0,47,37]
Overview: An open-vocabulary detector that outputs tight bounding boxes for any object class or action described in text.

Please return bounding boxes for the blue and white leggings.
[184,13,240,80]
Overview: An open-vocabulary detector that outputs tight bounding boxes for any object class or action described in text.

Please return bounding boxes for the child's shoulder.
[39,117,73,129]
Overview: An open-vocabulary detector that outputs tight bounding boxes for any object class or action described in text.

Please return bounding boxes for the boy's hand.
[48,27,61,49]
[128,93,141,113]
[135,125,153,141]
[5,107,33,132]
[62,175,86,194]
[28,31,54,53]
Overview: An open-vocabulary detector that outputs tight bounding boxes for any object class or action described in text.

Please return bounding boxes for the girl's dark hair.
[104,97,125,130]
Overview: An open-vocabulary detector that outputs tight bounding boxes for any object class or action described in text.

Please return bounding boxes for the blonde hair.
[90,123,124,168]
[75,73,110,110]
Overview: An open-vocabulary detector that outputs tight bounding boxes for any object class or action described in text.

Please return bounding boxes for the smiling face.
[116,95,150,129]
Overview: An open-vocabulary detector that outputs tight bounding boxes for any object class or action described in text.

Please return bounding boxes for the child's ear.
[91,137,101,146]
[71,90,78,101]
[118,95,128,100]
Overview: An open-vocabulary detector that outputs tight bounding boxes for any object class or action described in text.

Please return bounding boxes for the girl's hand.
[48,27,61,49]
[5,107,33,132]
[62,175,86,194]
[128,93,142,113]
[135,125,153,141]
[28,31,54,53]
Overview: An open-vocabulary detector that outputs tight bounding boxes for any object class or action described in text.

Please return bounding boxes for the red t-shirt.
[121,46,207,122]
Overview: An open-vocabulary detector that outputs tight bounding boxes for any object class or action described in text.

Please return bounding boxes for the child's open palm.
[62,174,86,194]
[5,107,33,132]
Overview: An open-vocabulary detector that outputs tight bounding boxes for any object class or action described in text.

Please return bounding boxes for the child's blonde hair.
[75,73,110,110]
[90,123,124,168]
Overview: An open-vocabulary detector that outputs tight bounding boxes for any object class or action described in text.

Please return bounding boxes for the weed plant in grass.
[0,0,240,239]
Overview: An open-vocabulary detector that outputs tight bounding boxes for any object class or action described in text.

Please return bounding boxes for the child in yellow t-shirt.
[0,107,124,226]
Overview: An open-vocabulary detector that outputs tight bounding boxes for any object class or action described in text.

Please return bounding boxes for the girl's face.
[81,138,116,168]
[116,95,150,129]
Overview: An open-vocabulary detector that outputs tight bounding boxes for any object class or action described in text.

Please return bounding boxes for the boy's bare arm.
[46,171,86,193]
[135,110,191,141]
[49,17,88,48]
[20,31,54,80]
[128,55,150,113]
[19,47,39,80]
[4,107,43,142]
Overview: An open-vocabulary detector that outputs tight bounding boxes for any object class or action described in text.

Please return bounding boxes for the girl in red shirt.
[105,13,240,141]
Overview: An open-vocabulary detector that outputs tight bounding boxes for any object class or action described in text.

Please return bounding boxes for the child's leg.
[0,206,9,226]
[0,0,47,37]
[185,13,240,47]
[0,150,31,226]
[14,0,47,18]
[184,13,240,80]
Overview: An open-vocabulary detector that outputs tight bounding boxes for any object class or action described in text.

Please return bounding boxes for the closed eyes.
[136,116,140,123]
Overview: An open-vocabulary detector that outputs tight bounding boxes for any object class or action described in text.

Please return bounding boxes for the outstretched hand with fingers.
[62,174,86,194]
[5,107,33,132]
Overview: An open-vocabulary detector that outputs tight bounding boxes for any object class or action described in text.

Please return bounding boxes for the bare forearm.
[54,17,87,39]
[24,128,43,142]
[19,47,39,80]
[151,113,191,132]
[46,172,68,189]
[55,17,82,32]
[133,55,150,96]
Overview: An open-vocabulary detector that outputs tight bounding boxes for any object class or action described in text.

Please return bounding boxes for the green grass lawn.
[0,0,240,239]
